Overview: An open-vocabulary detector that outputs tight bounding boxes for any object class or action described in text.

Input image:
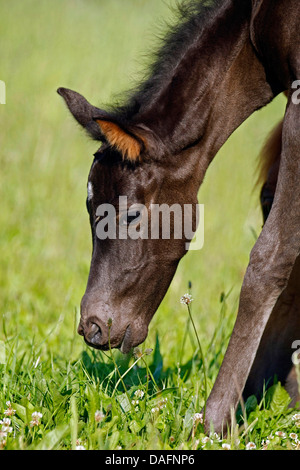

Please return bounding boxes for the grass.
[0,0,299,450]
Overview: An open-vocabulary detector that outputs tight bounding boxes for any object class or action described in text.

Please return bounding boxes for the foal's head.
[58,88,199,353]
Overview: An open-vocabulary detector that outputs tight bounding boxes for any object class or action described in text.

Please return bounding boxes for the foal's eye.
[119,210,142,226]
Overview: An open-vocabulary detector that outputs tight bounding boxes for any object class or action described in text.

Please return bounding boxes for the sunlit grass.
[1,294,300,450]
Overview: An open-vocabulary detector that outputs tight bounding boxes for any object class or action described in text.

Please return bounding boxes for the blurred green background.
[0,0,286,364]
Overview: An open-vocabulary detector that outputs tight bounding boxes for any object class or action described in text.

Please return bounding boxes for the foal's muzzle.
[78,317,132,353]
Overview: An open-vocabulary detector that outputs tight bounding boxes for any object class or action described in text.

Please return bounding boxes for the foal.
[59,0,300,432]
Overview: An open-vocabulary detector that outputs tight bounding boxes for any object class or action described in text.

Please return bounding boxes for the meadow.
[0,0,299,451]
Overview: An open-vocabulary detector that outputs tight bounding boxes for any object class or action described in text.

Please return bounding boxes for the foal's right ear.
[57,87,108,141]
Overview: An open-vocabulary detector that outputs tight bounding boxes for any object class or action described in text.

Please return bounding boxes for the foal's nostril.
[86,322,102,346]
[77,323,84,337]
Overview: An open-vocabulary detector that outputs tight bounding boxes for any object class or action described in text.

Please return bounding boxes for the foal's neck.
[137,0,274,181]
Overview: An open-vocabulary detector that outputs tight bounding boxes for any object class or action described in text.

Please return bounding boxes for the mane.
[108,0,226,122]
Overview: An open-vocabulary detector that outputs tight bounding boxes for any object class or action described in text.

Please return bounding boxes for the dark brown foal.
[59,0,300,433]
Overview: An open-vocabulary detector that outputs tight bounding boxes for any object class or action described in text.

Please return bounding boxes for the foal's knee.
[243,244,296,303]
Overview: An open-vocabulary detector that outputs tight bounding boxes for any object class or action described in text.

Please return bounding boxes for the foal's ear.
[57,87,147,161]
[95,119,145,162]
[57,87,106,141]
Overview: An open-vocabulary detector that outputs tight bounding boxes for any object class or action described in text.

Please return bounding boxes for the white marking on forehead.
[87,182,93,201]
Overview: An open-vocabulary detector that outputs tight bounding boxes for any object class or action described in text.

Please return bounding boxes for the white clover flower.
[151,407,159,413]
[246,442,256,450]
[222,443,231,450]
[201,436,213,445]
[3,401,16,417]
[193,413,203,424]
[94,410,105,423]
[0,418,11,426]
[0,417,13,434]
[289,433,298,440]
[0,430,7,449]
[134,390,144,399]
[292,440,300,449]
[210,432,221,441]
[158,398,168,410]
[30,411,43,427]
[180,293,194,305]
[291,413,300,429]
[275,431,286,439]
[2,426,12,434]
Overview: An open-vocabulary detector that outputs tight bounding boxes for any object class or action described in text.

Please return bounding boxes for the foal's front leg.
[205,95,300,433]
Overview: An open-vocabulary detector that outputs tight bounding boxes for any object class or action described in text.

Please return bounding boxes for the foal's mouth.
[83,324,133,353]
[118,325,132,354]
